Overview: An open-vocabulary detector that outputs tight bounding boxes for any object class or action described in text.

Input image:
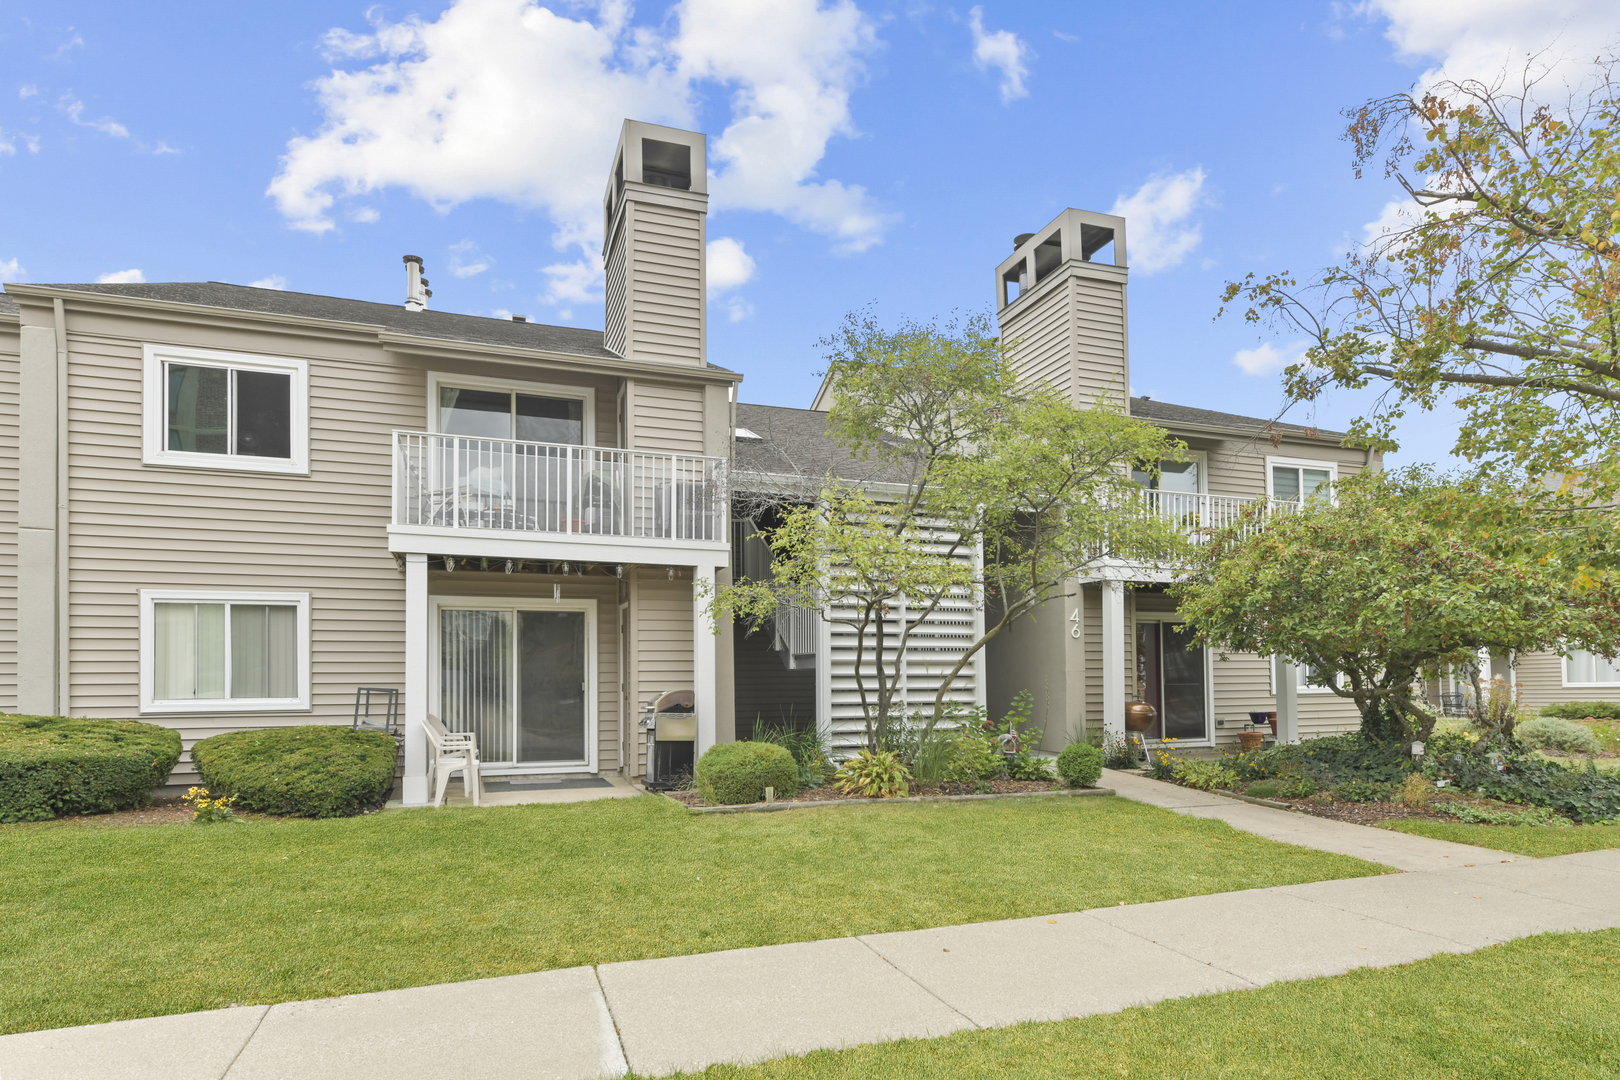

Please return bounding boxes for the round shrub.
[1515,715,1600,756]
[694,741,799,805]
[0,714,181,822]
[1056,741,1103,788]
[191,726,398,818]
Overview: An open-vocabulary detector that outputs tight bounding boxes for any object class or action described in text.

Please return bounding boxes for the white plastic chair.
[423,714,481,808]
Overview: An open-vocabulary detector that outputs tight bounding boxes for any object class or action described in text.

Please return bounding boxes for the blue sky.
[2,1,1612,468]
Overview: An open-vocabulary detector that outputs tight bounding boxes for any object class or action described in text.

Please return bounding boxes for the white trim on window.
[139,589,312,714]
[1562,648,1620,688]
[142,344,310,475]
[429,594,600,774]
[1267,657,1339,695]
[1264,455,1338,503]
[426,371,597,446]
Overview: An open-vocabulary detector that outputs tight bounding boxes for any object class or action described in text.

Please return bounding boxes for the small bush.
[1056,742,1103,788]
[1328,779,1398,803]
[1007,750,1056,781]
[1099,730,1139,770]
[695,741,800,805]
[1515,715,1601,756]
[1171,758,1238,792]
[191,726,397,818]
[0,714,181,822]
[1397,772,1434,810]
[751,721,835,788]
[943,733,1002,784]
[1541,701,1620,721]
[834,748,909,798]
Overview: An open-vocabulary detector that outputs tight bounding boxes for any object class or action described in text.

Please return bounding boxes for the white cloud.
[97,269,144,284]
[448,240,492,278]
[50,33,84,60]
[61,97,129,139]
[1361,0,1617,87]
[1109,167,1206,274]
[269,0,891,256]
[19,85,38,99]
[0,138,12,157]
[248,275,287,290]
[348,206,380,224]
[722,296,754,322]
[0,257,23,283]
[968,6,1029,104]
[705,237,755,297]
[1233,340,1308,376]
[153,141,181,155]
[540,259,602,306]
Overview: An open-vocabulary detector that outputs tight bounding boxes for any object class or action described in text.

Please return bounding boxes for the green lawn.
[1382,818,1620,857]
[657,929,1620,1079]
[0,795,1381,1034]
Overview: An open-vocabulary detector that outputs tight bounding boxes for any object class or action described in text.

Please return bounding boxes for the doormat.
[483,776,614,791]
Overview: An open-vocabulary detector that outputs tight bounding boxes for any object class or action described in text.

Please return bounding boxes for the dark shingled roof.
[1129,396,1345,441]
[22,281,621,359]
[0,293,18,317]
[734,402,913,487]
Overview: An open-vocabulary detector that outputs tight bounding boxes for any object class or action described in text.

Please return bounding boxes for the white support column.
[693,563,718,757]
[401,553,430,806]
[1274,656,1299,745]
[1101,579,1126,738]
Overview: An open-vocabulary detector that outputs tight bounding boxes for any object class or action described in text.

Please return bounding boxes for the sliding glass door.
[438,601,593,769]
[1134,620,1209,742]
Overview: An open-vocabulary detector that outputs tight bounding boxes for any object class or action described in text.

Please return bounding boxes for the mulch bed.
[665,777,1066,808]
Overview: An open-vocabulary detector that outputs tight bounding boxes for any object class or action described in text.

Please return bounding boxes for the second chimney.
[403,255,432,311]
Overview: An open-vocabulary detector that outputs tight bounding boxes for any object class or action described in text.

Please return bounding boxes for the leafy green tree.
[1220,57,1620,498]
[1173,468,1620,748]
[714,310,1185,750]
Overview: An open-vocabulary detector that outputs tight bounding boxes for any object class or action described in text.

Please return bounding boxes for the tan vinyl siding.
[1003,284,1074,400]
[634,571,693,731]
[1183,431,1376,501]
[1001,272,1129,409]
[604,214,629,357]
[0,324,18,709]
[1513,649,1620,711]
[1069,276,1128,405]
[632,381,705,454]
[625,203,704,367]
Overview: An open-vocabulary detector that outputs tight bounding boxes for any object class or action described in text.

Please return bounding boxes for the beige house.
[0,120,740,803]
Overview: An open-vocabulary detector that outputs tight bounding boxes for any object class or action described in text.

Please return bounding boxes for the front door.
[1135,620,1209,742]
[437,601,594,770]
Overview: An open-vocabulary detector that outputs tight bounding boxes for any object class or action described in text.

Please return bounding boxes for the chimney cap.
[403,254,423,265]
[1013,233,1034,250]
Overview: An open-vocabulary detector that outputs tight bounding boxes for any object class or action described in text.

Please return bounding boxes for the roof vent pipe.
[1013,232,1034,250]
[403,255,432,311]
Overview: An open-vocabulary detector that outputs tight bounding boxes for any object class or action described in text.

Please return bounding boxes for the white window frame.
[1265,455,1338,503]
[430,595,599,774]
[1562,647,1620,688]
[142,344,310,475]
[427,371,596,446]
[1268,657,1340,695]
[139,589,312,714]
[1134,450,1208,493]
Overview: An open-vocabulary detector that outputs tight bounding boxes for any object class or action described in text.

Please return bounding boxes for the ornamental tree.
[714,310,1185,750]
[1172,467,1620,748]
[1220,56,1620,501]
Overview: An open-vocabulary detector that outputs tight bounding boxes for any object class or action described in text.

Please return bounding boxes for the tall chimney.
[994,210,1129,409]
[601,120,709,364]
[403,255,432,312]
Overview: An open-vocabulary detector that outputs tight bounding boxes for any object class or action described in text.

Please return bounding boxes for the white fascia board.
[387,524,729,568]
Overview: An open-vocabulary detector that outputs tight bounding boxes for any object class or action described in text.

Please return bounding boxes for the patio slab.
[597,937,971,1077]
[387,771,644,809]
[223,967,623,1080]
[860,911,1253,1028]
[1088,886,1467,985]
[0,1005,269,1080]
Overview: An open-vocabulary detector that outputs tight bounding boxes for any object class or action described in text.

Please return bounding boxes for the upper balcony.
[388,431,729,564]
[1138,489,1304,541]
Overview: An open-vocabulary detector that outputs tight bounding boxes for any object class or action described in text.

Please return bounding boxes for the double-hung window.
[143,345,309,474]
[1267,457,1336,507]
[1565,649,1620,686]
[140,590,310,713]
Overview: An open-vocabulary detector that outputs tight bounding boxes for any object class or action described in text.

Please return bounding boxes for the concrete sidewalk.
[5,848,1616,1080]
[1101,768,1519,872]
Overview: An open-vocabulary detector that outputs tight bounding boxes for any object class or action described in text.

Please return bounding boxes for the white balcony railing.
[393,431,727,543]
[1138,489,1301,540]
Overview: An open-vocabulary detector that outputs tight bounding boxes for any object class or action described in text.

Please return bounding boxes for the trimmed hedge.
[191,726,398,818]
[0,714,181,823]
[1541,701,1620,721]
[695,741,799,805]
[1057,742,1104,788]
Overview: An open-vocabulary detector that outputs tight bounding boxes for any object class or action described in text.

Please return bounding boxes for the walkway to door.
[385,772,641,809]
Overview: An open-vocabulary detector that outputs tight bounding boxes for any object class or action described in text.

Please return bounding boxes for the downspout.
[53,298,69,716]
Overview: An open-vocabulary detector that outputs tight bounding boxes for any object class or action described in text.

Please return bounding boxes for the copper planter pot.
[1124,701,1157,733]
